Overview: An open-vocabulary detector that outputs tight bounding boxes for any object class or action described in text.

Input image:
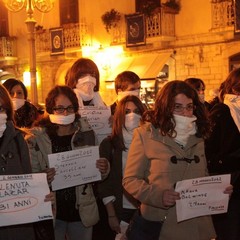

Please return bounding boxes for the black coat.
[205,103,240,197]
[0,121,35,239]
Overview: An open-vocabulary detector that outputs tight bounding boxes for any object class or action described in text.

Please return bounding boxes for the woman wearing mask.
[122,81,232,240]
[65,58,105,107]
[25,85,109,240]
[3,78,39,128]
[0,84,53,239]
[184,77,210,111]
[96,95,145,240]
[205,68,240,240]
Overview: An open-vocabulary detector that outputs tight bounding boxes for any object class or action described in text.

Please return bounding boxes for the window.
[60,0,79,25]
[0,1,9,37]
[135,0,161,13]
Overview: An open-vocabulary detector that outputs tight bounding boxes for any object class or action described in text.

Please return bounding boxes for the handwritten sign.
[0,173,53,227]
[79,106,111,136]
[175,174,230,222]
[48,146,101,191]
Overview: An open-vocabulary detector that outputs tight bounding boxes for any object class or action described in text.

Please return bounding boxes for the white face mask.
[173,114,197,147]
[49,113,75,125]
[12,98,25,110]
[125,112,141,131]
[117,89,140,102]
[0,113,7,138]
[224,94,240,133]
[75,75,96,101]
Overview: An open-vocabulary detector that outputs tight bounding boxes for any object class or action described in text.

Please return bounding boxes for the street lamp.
[3,0,55,105]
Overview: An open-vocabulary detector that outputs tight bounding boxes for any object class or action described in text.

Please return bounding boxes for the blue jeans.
[55,219,92,240]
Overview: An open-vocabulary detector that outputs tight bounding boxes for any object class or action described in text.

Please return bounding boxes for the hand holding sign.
[175,174,231,222]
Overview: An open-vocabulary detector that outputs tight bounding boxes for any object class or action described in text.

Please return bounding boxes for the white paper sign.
[48,146,101,190]
[175,174,230,222]
[79,106,111,135]
[0,173,53,227]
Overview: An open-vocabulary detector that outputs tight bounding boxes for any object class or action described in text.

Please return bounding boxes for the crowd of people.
[0,58,239,240]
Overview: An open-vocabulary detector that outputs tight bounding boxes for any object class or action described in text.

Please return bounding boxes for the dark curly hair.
[143,80,210,139]
[35,85,79,133]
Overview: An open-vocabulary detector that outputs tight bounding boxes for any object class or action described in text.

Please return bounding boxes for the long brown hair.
[0,84,14,122]
[219,68,240,102]
[143,80,210,139]
[112,95,145,150]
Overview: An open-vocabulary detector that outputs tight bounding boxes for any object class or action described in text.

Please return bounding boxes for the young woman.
[65,58,105,108]
[206,68,240,240]
[0,84,53,240]
[25,85,109,240]
[96,95,145,240]
[123,80,232,240]
[3,78,39,128]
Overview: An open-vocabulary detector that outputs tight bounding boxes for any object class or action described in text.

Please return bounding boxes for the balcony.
[145,9,176,38]
[35,23,81,53]
[211,0,235,32]
[0,36,17,60]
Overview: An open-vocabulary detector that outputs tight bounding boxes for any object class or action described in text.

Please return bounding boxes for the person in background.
[122,80,232,240]
[95,95,145,240]
[0,84,53,240]
[65,58,105,108]
[25,85,109,240]
[110,71,143,115]
[65,58,109,145]
[185,77,211,111]
[205,68,240,240]
[3,78,39,128]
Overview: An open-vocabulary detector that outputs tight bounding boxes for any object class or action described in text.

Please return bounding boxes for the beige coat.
[123,123,216,240]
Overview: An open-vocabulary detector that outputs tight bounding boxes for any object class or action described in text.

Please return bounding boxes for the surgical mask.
[198,94,205,103]
[75,75,96,101]
[12,98,25,110]
[49,113,75,125]
[117,89,140,102]
[173,114,197,147]
[0,113,7,138]
[125,112,141,131]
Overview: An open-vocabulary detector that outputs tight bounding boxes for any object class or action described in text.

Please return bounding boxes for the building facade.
[0,0,239,105]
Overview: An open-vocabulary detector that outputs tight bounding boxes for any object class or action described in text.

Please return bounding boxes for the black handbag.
[126,209,163,240]
[33,219,55,240]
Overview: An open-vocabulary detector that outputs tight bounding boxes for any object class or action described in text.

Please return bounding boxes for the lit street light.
[3,0,54,105]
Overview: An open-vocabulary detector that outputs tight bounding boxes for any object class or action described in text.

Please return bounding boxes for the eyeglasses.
[53,105,75,114]
[0,106,6,113]
[174,103,195,112]
[125,109,141,115]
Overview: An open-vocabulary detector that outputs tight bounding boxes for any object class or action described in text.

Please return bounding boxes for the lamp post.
[3,0,54,105]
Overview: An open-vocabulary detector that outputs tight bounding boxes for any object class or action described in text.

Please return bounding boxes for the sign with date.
[48,146,101,190]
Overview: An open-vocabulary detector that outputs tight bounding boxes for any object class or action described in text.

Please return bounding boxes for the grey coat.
[0,121,35,240]
[25,118,108,227]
